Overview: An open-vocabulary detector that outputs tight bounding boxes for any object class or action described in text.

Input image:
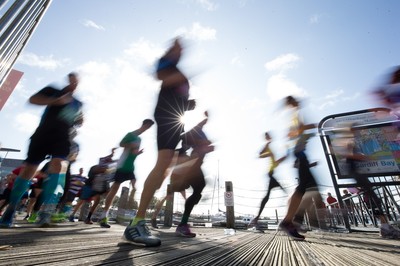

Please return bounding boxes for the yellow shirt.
[260,143,278,172]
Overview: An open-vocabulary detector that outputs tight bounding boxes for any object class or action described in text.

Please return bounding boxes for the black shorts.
[294,151,317,194]
[155,116,184,150]
[79,186,101,201]
[26,130,70,164]
[114,170,136,183]
[267,174,281,190]
[64,191,78,202]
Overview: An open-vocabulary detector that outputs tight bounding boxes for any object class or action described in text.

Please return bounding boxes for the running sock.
[0,177,30,224]
[87,212,93,220]
[40,173,66,213]
[180,214,190,225]
[130,216,144,226]
[101,210,109,219]
[9,177,30,206]
[61,204,72,215]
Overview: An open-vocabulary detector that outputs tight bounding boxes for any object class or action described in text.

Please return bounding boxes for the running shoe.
[175,223,196,237]
[279,221,305,241]
[151,218,158,229]
[292,221,308,234]
[380,224,400,239]
[99,217,110,228]
[0,209,15,228]
[28,212,38,223]
[23,214,30,220]
[0,219,12,228]
[122,220,161,247]
[51,213,67,223]
[37,212,52,228]
[68,215,75,222]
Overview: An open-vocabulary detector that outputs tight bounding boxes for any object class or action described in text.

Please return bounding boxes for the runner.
[98,119,154,228]
[69,151,116,224]
[248,131,286,231]
[122,37,196,246]
[278,96,318,241]
[173,112,214,237]
[0,72,83,227]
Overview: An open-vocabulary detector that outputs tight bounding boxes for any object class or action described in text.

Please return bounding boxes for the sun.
[179,114,187,125]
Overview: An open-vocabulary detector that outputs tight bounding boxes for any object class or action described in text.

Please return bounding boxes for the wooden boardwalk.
[0,221,399,266]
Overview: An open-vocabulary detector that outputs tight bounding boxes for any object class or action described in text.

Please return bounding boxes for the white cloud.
[264,54,304,101]
[82,19,105,31]
[266,73,305,101]
[14,112,39,133]
[17,52,67,70]
[176,22,217,41]
[66,39,161,172]
[123,38,163,65]
[264,53,300,72]
[196,0,218,11]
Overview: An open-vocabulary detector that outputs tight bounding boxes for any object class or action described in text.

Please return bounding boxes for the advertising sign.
[328,123,400,178]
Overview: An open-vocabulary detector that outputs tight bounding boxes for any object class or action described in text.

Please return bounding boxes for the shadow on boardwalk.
[0,222,399,266]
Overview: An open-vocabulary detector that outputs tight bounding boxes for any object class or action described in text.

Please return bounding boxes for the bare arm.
[29,92,73,106]
[120,140,143,155]
[288,122,316,139]
[259,144,271,158]
[275,156,287,165]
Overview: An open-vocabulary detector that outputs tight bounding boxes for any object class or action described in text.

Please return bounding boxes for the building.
[0,158,24,178]
[0,0,53,87]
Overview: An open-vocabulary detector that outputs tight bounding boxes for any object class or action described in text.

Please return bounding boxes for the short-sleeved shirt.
[33,86,83,137]
[116,132,141,173]
[327,196,338,206]
[12,166,24,176]
[27,87,83,163]
[259,143,278,172]
[9,166,25,188]
[68,174,87,195]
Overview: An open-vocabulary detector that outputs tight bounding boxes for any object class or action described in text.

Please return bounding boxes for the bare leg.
[152,195,169,220]
[136,149,175,219]
[282,190,303,223]
[25,198,37,217]
[85,195,101,223]
[70,199,84,217]
[102,182,121,214]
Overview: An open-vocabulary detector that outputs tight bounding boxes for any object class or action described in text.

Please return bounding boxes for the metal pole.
[225,181,235,229]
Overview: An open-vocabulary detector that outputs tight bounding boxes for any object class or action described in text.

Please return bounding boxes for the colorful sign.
[329,123,400,178]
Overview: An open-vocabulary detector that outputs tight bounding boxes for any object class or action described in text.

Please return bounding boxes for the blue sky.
[1,0,399,218]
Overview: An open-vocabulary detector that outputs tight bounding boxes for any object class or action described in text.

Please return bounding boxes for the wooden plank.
[1,223,399,265]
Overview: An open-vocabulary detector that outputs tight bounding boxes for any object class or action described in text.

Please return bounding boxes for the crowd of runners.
[1,37,399,247]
